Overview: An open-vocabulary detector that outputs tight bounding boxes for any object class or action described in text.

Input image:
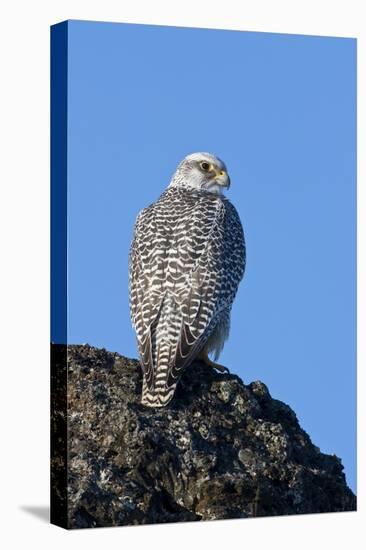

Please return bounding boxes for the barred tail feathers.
[141,376,177,407]
[141,340,177,407]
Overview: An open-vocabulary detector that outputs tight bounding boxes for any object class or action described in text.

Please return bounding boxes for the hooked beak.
[214,169,231,189]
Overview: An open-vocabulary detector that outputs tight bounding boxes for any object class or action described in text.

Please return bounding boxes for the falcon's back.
[129,185,245,407]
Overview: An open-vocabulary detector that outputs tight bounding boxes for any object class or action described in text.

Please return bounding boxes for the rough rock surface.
[51,344,356,529]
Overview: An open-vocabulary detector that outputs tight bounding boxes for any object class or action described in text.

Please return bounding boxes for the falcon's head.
[169,152,230,195]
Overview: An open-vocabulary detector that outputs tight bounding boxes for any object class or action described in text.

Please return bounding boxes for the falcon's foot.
[198,350,230,374]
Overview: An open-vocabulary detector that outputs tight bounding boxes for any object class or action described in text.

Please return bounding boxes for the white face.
[170,152,231,195]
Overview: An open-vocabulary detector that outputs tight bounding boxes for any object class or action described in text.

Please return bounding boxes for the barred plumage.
[129,153,246,407]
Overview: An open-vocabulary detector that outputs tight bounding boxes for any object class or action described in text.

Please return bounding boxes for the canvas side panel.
[50,21,68,530]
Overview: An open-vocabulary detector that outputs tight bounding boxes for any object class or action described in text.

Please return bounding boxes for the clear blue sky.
[64,20,356,492]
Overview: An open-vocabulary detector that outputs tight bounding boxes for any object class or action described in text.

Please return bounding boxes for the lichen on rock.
[51,343,356,529]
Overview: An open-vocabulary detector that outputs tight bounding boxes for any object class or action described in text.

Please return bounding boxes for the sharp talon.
[198,351,230,374]
[218,364,230,374]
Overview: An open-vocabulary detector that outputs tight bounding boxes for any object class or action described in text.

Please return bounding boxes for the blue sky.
[64,20,356,492]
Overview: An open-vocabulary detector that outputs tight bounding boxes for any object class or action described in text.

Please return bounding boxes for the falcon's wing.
[128,206,162,388]
[166,199,245,386]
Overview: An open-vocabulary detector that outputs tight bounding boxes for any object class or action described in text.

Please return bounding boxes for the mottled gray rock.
[51,344,356,529]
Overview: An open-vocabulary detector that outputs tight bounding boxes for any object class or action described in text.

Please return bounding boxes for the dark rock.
[51,343,356,529]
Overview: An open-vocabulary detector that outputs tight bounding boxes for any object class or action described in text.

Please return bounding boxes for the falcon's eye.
[200,161,211,172]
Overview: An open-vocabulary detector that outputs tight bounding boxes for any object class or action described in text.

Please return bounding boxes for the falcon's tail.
[141,376,177,408]
[141,339,177,408]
